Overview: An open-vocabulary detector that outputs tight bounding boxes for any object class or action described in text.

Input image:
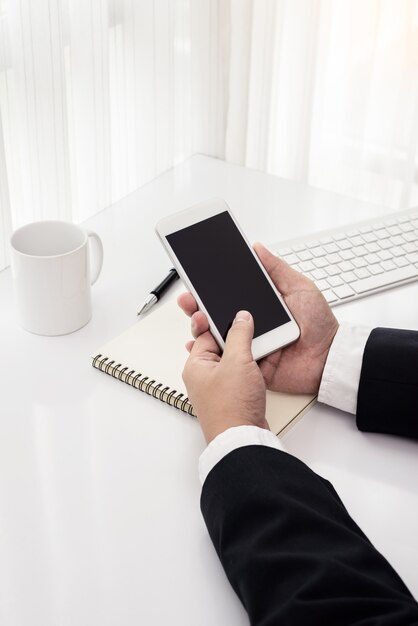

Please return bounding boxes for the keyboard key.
[406,252,418,263]
[312,268,327,280]
[319,236,333,245]
[322,289,338,303]
[338,260,355,272]
[297,250,313,261]
[315,279,329,291]
[327,252,342,264]
[324,243,339,253]
[387,225,402,236]
[352,257,367,268]
[365,242,380,253]
[403,232,417,242]
[327,275,344,288]
[369,264,384,275]
[402,242,416,253]
[313,257,328,268]
[332,233,346,241]
[333,284,355,299]
[391,235,404,246]
[311,246,326,258]
[324,265,341,276]
[377,249,391,261]
[341,270,357,283]
[379,239,392,249]
[351,265,418,294]
[363,232,378,243]
[380,259,397,271]
[390,246,405,257]
[394,256,409,268]
[400,222,414,233]
[365,253,380,265]
[337,239,352,250]
[352,245,367,256]
[350,235,365,246]
[283,253,299,265]
[339,249,355,261]
[354,268,371,279]
[359,225,372,234]
[306,240,320,249]
[292,244,306,253]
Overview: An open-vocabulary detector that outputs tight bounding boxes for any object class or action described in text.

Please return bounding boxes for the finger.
[223,310,254,363]
[191,310,209,339]
[189,329,221,359]
[177,292,198,317]
[185,339,195,353]
[253,242,306,296]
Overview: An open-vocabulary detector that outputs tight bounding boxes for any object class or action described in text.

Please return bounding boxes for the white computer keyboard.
[271,207,418,306]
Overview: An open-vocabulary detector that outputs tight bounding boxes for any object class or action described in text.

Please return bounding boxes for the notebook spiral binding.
[92,354,196,417]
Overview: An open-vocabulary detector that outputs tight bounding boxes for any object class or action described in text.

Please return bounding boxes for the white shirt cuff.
[318,323,373,414]
[199,425,285,485]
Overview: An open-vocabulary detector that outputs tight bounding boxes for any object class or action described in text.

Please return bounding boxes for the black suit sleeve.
[201,446,418,626]
[356,328,418,438]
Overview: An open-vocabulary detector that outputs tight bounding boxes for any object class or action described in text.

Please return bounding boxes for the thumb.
[223,310,254,363]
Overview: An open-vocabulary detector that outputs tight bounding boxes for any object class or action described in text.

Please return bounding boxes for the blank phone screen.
[167,211,290,340]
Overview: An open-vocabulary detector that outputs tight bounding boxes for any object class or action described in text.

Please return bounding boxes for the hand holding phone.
[156,199,300,360]
[182,308,270,444]
[179,242,340,395]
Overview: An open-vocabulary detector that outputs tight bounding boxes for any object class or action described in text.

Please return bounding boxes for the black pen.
[137,268,179,315]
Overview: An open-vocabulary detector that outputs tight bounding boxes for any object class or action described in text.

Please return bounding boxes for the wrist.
[315,323,340,392]
[199,415,270,445]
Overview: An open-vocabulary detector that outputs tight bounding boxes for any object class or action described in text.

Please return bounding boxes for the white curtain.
[1,0,418,272]
[226,0,418,210]
[0,0,228,270]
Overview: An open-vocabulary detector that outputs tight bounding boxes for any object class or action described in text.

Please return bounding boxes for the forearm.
[201,445,418,626]
[318,324,418,439]
[356,327,418,438]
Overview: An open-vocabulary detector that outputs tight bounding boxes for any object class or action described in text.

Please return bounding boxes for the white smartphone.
[155,198,300,360]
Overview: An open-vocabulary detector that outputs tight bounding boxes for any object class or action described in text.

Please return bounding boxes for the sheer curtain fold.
[1,0,418,272]
[225,0,418,210]
[0,110,11,269]
[0,0,229,271]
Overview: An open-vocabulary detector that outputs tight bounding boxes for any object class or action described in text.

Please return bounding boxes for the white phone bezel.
[155,198,300,360]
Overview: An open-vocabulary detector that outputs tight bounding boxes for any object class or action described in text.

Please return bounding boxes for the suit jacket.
[201,328,418,625]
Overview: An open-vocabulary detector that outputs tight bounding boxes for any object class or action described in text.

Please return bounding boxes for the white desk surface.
[0,155,417,625]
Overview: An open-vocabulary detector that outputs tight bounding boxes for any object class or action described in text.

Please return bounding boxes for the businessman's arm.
[357,327,418,438]
[201,445,418,626]
[182,310,418,626]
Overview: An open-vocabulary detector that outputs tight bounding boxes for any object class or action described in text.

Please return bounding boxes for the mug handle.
[87,230,104,285]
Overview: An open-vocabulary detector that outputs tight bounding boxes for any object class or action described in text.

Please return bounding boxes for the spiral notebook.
[91,299,316,436]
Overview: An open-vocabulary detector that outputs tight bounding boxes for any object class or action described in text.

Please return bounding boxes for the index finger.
[189,329,221,359]
[177,292,198,317]
[253,242,307,296]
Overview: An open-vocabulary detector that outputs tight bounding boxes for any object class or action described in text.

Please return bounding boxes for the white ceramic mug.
[10,221,103,336]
